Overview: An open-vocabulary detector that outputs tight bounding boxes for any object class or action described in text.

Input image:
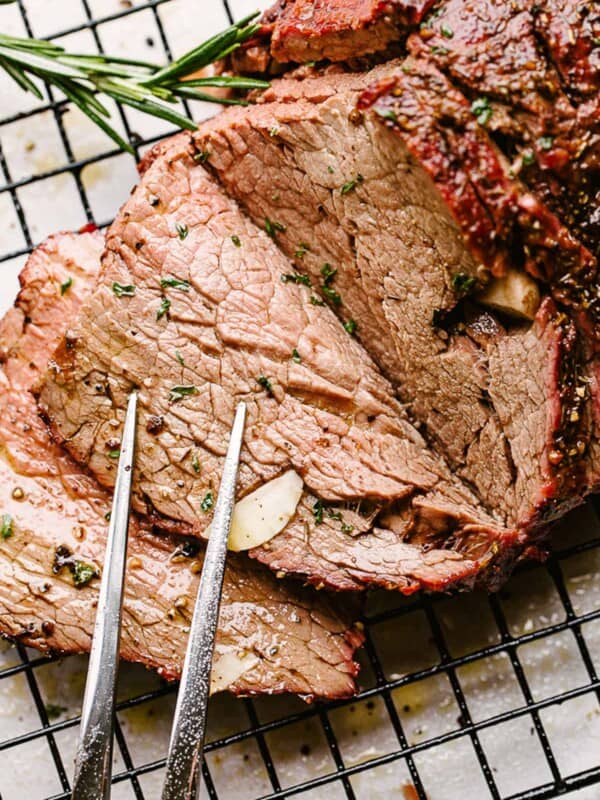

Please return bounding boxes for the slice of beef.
[260,0,435,64]
[196,62,590,532]
[0,231,363,699]
[39,138,520,594]
[410,0,600,255]
[230,0,433,73]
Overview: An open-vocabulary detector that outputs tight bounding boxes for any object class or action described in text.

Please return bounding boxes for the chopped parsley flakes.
[156,297,171,320]
[1,514,13,540]
[73,561,97,587]
[281,272,311,286]
[340,174,364,195]
[231,235,242,247]
[60,276,73,296]
[451,272,476,295]
[313,499,324,525]
[295,242,310,259]
[200,492,214,512]
[471,97,493,126]
[112,282,136,297]
[344,318,357,335]
[265,217,286,238]
[176,223,189,240]
[194,150,210,163]
[292,348,301,363]
[257,376,273,395]
[537,136,554,151]
[169,384,198,403]
[161,276,190,292]
[191,451,201,473]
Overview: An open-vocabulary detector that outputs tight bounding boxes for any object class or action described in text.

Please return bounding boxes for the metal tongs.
[71,393,246,800]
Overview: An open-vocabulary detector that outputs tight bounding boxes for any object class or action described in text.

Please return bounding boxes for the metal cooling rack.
[0,2,600,798]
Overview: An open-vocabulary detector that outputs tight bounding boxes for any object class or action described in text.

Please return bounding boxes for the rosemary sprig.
[0,11,268,154]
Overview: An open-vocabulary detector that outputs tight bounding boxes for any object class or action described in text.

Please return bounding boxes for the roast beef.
[0,231,363,699]
[38,139,522,594]
[194,64,591,533]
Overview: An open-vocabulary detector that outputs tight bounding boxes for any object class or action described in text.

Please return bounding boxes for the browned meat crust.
[0,232,363,699]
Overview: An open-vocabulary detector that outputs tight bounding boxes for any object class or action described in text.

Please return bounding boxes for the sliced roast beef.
[0,231,363,699]
[195,61,591,532]
[39,138,524,594]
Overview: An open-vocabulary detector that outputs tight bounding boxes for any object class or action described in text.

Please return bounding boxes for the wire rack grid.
[0,1,599,799]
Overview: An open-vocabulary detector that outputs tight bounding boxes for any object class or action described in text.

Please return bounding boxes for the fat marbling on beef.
[0,231,363,698]
[38,138,522,595]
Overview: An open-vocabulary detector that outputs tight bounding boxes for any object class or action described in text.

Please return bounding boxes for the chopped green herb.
[269,126,279,137]
[193,150,210,163]
[191,451,201,473]
[310,294,325,306]
[340,174,364,195]
[176,223,189,240]
[200,492,214,512]
[292,348,301,363]
[313,499,324,525]
[440,23,454,38]
[295,242,310,259]
[1,514,13,540]
[265,217,286,238]
[45,703,67,720]
[341,522,354,533]
[73,560,97,587]
[522,150,536,166]
[327,165,334,174]
[281,272,311,286]
[112,281,136,297]
[537,135,554,150]
[107,449,120,459]
[104,511,111,522]
[375,107,398,122]
[326,509,342,521]
[257,375,273,395]
[430,45,450,55]
[157,297,171,320]
[161,276,190,292]
[231,235,242,247]
[320,263,337,285]
[169,384,198,403]
[60,276,73,296]
[451,272,477,295]
[471,97,492,126]
[175,350,185,366]
[344,318,358,335]
[322,285,342,305]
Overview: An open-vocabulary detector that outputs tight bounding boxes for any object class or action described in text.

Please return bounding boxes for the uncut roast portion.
[0,231,363,699]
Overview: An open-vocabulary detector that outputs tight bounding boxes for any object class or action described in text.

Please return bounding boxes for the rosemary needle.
[0,10,268,154]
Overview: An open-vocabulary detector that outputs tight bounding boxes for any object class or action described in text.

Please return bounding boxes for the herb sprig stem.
[0,11,268,154]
